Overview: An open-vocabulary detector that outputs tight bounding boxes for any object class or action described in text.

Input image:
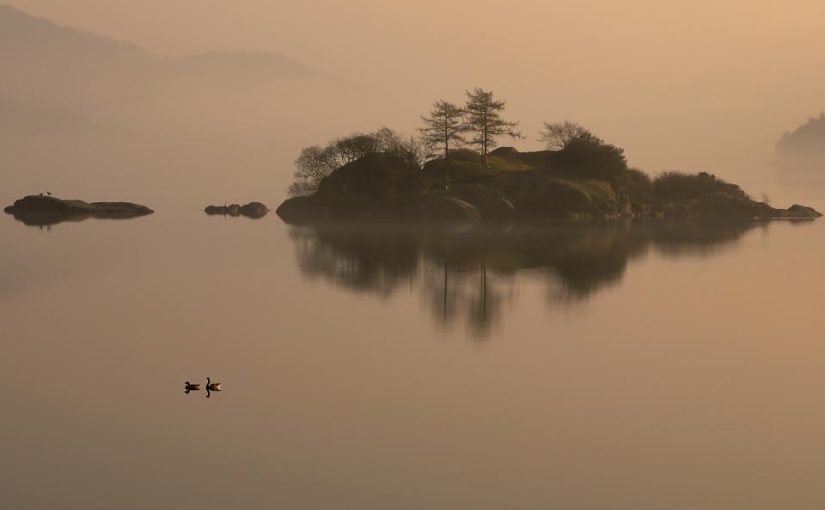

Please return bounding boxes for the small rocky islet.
[276,149,822,224]
[5,149,821,228]
[4,194,154,226]
[204,202,269,219]
[3,195,272,225]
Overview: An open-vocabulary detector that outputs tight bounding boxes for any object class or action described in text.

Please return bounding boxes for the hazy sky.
[6,0,825,201]
[10,1,825,75]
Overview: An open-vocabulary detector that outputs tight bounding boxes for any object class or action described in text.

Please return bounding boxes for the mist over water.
[3,209,825,509]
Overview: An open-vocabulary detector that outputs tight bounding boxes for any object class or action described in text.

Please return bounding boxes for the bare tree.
[462,88,522,168]
[419,100,465,159]
[288,145,338,197]
[333,134,379,166]
[287,128,426,197]
[538,121,590,150]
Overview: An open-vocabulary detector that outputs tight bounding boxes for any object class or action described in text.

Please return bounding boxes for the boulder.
[239,202,269,218]
[416,196,480,223]
[487,171,611,217]
[316,152,425,208]
[276,196,332,223]
[447,183,516,220]
[783,204,822,218]
[205,202,269,218]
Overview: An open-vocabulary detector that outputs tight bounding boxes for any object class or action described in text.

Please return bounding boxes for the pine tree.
[462,88,521,168]
[419,100,465,159]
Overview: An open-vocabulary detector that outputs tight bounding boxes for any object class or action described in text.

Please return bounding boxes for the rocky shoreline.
[276,152,822,224]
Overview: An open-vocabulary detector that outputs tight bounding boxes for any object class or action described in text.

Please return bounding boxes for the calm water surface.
[2,208,825,509]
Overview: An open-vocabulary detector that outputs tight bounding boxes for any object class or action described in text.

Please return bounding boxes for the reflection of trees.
[290,221,759,337]
[290,226,420,298]
[421,256,513,339]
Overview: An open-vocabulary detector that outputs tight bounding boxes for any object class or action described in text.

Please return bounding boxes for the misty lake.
[2,209,825,509]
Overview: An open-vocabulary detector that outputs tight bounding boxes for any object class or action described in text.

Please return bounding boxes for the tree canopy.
[287,127,426,197]
[556,131,627,181]
[538,121,589,150]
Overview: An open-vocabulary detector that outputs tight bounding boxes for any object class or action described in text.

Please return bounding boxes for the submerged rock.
[4,195,153,226]
[204,202,269,219]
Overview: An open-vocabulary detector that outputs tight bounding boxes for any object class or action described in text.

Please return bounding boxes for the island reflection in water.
[289,220,772,338]
[5,211,150,228]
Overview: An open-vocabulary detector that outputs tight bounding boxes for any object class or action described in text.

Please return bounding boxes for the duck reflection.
[206,377,222,398]
[290,221,760,337]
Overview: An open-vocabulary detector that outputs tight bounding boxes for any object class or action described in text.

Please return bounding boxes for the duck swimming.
[184,381,201,393]
[206,377,222,392]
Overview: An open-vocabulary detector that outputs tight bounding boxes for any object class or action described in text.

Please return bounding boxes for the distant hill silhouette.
[0,4,148,59]
[0,3,326,91]
[777,114,825,183]
[778,114,825,159]
[0,3,352,205]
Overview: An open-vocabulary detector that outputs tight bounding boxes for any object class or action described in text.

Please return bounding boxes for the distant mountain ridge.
[779,114,825,158]
[0,3,325,81]
[0,3,359,206]
[0,4,148,60]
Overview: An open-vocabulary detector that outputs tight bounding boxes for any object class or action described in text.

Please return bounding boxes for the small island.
[277,89,821,224]
[204,202,269,219]
[4,194,154,226]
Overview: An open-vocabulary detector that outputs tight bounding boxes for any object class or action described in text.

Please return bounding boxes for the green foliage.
[423,148,531,190]
[652,171,746,202]
[423,157,492,189]
[556,132,627,181]
[446,148,481,163]
[616,167,653,202]
[486,156,531,172]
